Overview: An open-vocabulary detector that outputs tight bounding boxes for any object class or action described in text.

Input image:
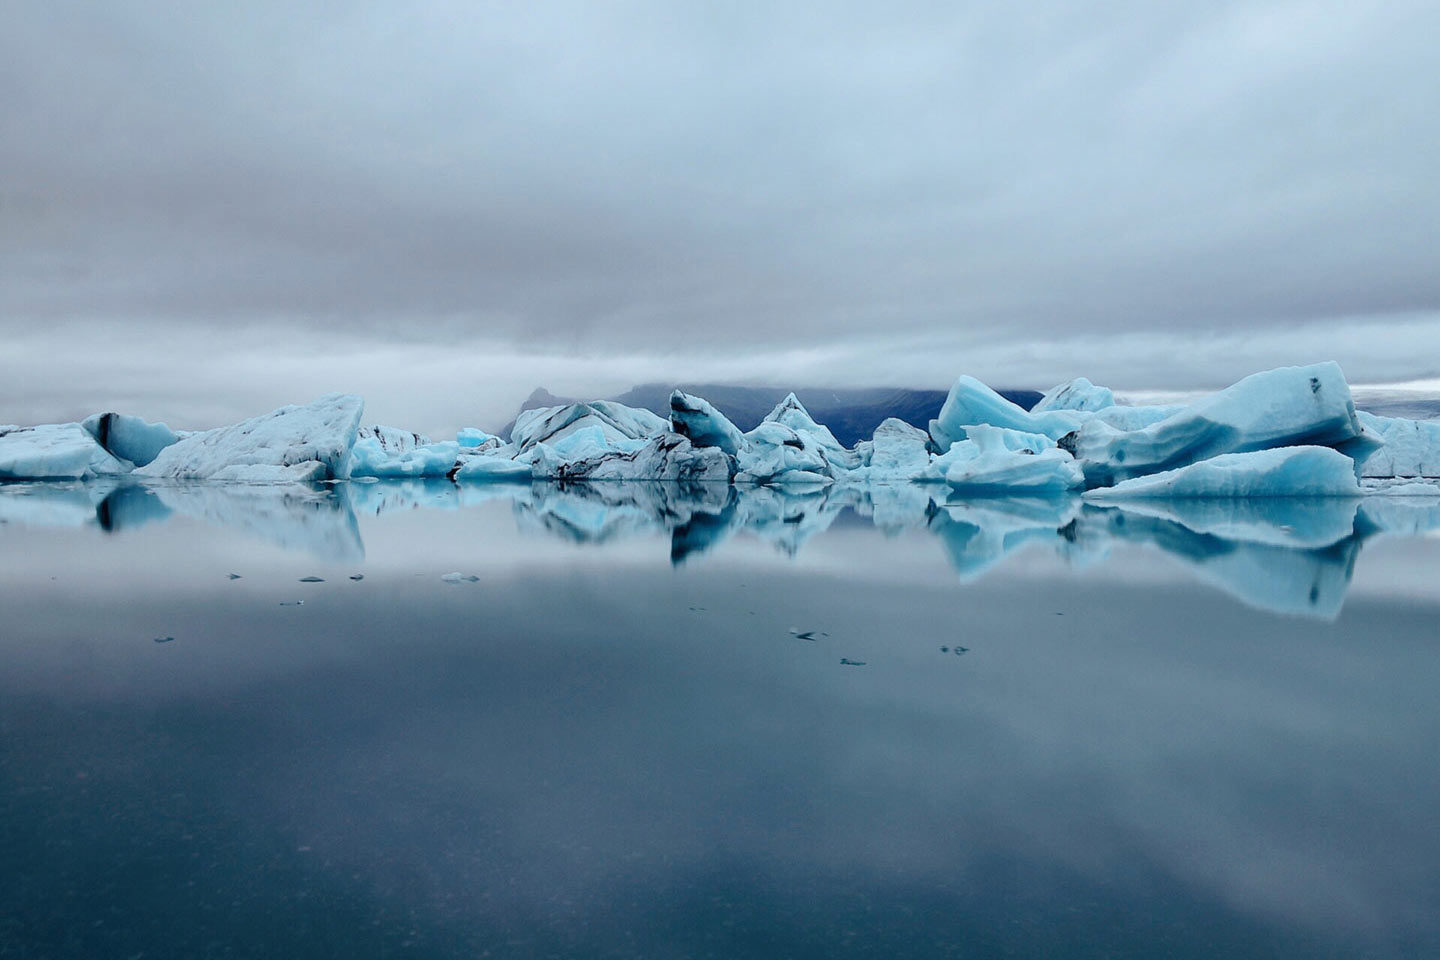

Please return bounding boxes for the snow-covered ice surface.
[138,394,364,482]
[1356,412,1440,478]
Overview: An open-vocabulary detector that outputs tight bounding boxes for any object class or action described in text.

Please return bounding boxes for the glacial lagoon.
[2,479,1439,958]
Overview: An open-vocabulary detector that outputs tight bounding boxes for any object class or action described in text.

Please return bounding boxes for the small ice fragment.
[298,576,325,583]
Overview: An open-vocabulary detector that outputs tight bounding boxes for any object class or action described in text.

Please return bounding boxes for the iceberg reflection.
[4,478,1440,617]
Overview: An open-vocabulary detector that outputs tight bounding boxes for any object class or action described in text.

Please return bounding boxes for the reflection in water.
[3,478,1440,618]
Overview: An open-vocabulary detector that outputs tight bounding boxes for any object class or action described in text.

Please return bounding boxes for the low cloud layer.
[3,1,1437,430]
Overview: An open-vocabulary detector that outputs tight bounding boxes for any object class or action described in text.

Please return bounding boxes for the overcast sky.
[3,1,1437,434]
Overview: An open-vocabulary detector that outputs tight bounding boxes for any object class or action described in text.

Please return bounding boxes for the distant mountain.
[501,383,1044,447]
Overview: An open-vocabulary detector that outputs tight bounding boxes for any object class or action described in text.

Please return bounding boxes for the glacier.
[3,363,1439,502]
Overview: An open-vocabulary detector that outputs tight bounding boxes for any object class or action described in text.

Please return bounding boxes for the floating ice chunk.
[1066,363,1363,486]
[456,427,497,448]
[138,394,364,482]
[1355,412,1440,478]
[577,435,734,483]
[348,425,460,479]
[512,401,668,452]
[850,418,933,482]
[1361,477,1440,497]
[936,425,1084,493]
[670,391,747,456]
[1033,377,1114,413]
[736,421,834,484]
[1085,446,1362,499]
[80,412,179,467]
[762,394,847,456]
[929,376,1085,450]
[450,452,535,482]
[0,423,134,479]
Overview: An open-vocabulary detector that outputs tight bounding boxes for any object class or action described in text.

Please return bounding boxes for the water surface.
[2,480,1438,958]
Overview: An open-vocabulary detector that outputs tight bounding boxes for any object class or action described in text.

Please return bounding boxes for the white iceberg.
[0,422,134,479]
[929,376,1085,449]
[1356,412,1440,478]
[1085,446,1362,500]
[1033,377,1115,413]
[936,425,1084,493]
[735,421,835,485]
[137,394,364,482]
[1066,362,1365,486]
[346,425,463,479]
[576,434,733,483]
[849,418,933,482]
[511,400,668,453]
[450,452,540,482]
[760,394,852,460]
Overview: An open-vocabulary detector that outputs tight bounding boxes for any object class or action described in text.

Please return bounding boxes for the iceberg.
[936,425,1084,492]
[850,418,933,482]
[1356,412,1440,478]
[669,391,747,456]
[450,453,537,482]
[80,412,179,467]
[1033,377,1114,413]
[735,421,835,485]
[1084,446,1362,500]
[0,422,134,479]
[1064,363,1364,487]
[929,376,1085,449]
[760,393,852,460]
[456,427,498,449]
[511,401,668,453]
[138,394,364,483]
[574,434,733,483]
[346,425,462,479]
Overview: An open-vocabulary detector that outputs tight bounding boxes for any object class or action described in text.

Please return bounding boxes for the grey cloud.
[2,0,1437,420]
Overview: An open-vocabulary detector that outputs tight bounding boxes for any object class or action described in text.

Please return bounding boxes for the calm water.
[2,480,1439,959]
